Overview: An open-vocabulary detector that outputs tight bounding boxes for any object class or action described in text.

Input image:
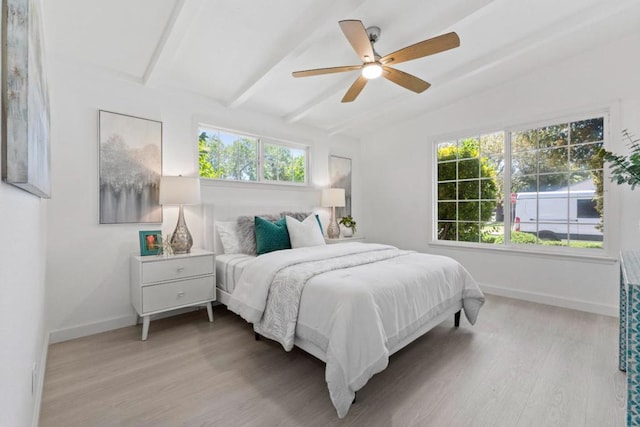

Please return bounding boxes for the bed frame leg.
[255,332,261,341]
[454,310,461,327]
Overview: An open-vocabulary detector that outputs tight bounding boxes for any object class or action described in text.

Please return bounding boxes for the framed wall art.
[99,110,162,224]
[1,0,51,198]
[329,155,352,219]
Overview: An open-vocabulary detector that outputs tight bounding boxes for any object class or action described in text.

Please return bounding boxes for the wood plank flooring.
[39,295,625,426]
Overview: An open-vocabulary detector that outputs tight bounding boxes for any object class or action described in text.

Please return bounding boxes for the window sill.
[428,240,617,264]
[201,178,319,192]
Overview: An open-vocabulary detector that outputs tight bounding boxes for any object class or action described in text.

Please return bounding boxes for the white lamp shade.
[321,188,345,207]
[159,176,201,205]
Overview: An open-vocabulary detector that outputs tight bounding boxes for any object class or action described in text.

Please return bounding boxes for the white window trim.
[198,124,311,187]
[431,110,610,258]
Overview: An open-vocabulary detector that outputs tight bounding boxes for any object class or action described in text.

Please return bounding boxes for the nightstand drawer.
[141,256,213,284]
[142,276,215,313]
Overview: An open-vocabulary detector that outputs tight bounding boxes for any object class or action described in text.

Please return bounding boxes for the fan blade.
[339,20,375,62]
[292,65,362,78]
[342,75,368,103]
[380,32,460,66]
[382,66,431,93]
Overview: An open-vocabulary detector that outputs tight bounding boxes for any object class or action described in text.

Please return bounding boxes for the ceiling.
[44,0,640,139]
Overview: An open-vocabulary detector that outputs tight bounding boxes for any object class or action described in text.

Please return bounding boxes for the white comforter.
[228,243,484,418]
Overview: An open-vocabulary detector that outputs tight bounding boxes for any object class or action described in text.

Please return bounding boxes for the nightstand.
[130,249,215,340]
[325,236,366,244]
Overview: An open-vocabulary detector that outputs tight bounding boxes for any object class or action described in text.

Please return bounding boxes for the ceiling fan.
[292,20,460,103]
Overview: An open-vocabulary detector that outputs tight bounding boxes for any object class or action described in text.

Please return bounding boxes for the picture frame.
[99,110,162,224]
[1,0,51,198]
[139,230,162,256]
[329,155,352,219]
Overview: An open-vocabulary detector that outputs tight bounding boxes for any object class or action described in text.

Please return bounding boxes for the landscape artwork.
[329,155,352,219]
[2,0,51,198]
[99,110,162,224]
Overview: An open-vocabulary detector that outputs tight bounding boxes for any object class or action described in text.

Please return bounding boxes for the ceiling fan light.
[362,62,382,79]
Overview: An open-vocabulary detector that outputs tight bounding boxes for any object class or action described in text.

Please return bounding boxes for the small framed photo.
[139,230,162,256]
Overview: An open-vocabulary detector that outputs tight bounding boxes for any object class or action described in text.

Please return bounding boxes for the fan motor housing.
[367,26,381,43]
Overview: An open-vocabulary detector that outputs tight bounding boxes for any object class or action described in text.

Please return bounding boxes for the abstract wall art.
[2,0,51,198]
[99,110,162,224]
[329,155,352,219]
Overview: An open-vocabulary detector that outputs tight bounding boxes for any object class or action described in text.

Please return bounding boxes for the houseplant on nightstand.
[339,215,357,237]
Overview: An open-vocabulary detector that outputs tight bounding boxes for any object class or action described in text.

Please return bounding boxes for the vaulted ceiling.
[44,0,640,139]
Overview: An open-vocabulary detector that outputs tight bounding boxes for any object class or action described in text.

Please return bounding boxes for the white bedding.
[215,254,255,293]
[228,242,485,418]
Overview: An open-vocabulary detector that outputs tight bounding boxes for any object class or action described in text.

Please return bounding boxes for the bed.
[204,206,485,418]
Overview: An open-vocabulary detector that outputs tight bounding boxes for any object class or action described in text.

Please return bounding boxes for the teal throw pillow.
[315,214,324,235]
[255,216,291,255]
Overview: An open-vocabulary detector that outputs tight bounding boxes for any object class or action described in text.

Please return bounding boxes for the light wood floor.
[40,295,625,427]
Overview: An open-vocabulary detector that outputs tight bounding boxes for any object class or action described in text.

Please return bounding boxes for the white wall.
[361,29,640,316]
[0,183,48,427]
[45,58,360,342]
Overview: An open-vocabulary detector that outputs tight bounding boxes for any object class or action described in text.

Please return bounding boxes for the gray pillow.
[237,214,280,255]
[280,211,311,222]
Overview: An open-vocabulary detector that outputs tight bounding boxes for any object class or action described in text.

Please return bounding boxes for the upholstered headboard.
[202,204,329,254]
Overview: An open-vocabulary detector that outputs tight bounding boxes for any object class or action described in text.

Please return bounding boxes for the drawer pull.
[177,291,186,298]
[176,267,185,273]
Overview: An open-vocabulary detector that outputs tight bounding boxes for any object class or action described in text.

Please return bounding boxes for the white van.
[514,189,602,241]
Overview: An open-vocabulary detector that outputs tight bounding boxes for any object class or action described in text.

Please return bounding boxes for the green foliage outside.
[199,131,257,180]
[438,118,605,246]
[511,118,605,233]
[492,231,602,248]
[510,119,604,193]
[263,144,305,183]
[494,231,537,245]
[199,131,305,183]
[437,138,498,242]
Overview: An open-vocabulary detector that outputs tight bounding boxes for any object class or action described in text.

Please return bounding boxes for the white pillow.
[215,221,241,254]
[286,215,326,249]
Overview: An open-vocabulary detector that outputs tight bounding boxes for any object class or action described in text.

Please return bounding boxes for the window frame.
[432,111,609,257]
[198,125,310,187]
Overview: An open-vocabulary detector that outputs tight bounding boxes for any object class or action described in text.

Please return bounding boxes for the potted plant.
[339,215,357,237]
[601,129,640,189]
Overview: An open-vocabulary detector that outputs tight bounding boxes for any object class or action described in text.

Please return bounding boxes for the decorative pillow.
[215,221,241,254]
[280,211,311,222]
[237,214,280,255]
[286,215,326,249]
[281,211,324,235]
[255,216,291,255]
[315,214,324,236]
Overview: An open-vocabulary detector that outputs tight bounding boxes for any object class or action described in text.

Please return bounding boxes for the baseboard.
[480,283,618,318]
[48,306,204,344]
[49,314,137,344]
[32,332,49,427]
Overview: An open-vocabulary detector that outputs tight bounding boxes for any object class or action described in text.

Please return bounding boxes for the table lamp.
[159,175,201,254]
[321,188,345,239]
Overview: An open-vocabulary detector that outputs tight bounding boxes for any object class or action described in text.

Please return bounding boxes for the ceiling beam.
[326,0,640,137]
[284,75,359,123]
[226,0,368,109]
[143,0,205,86]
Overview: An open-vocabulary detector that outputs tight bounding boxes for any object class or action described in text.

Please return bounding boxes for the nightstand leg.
[142,316,150,341]
[206,302,214,322]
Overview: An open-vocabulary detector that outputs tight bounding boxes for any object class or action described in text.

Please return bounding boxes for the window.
[198,127,308,185]
[435,115,605,250]
[437,133,504,243]
[262,142,306,184]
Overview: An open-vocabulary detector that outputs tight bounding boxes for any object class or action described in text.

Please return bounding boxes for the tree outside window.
[198,128,307,184]
[435,116,605,250]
